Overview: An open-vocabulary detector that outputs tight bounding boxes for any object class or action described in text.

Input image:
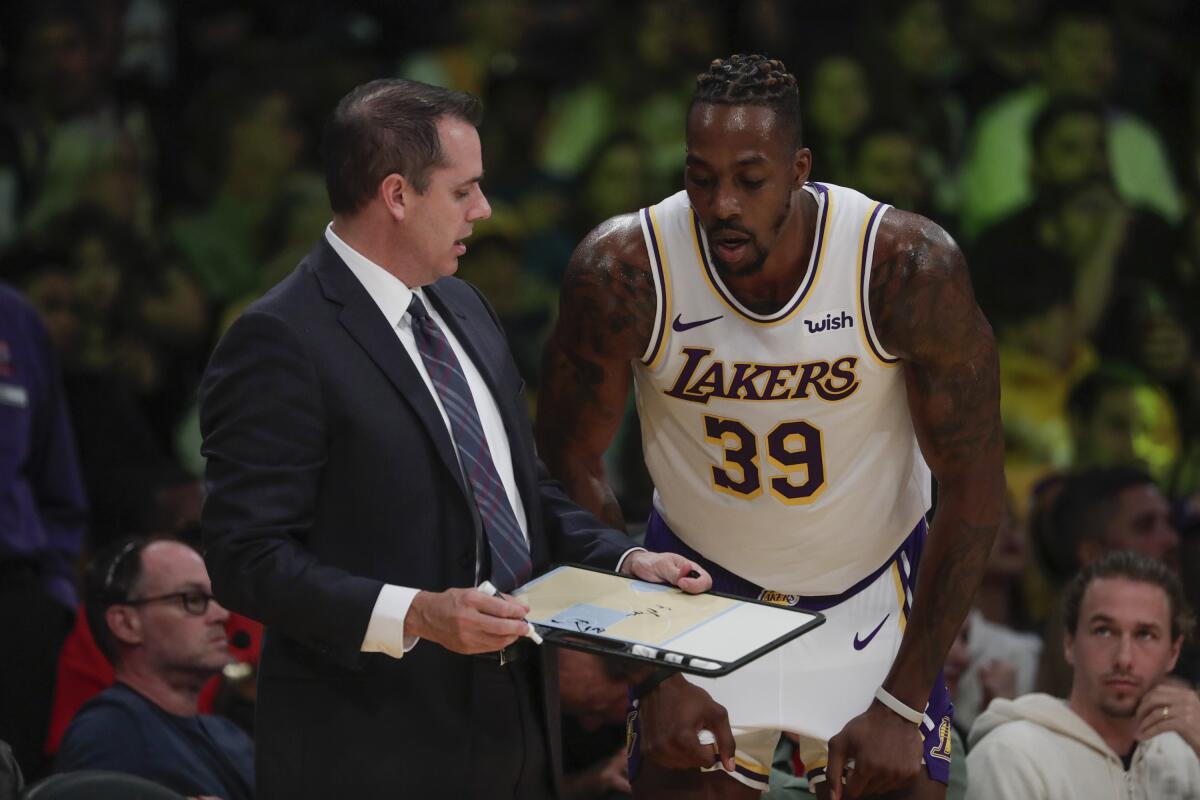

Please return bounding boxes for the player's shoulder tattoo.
[558,213,657,361]
[867,208,992,365]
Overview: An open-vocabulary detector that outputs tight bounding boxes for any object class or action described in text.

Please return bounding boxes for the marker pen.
[477,581,543,645]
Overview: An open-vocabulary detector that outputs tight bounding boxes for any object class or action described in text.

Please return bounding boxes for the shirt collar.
[324,222,418,327]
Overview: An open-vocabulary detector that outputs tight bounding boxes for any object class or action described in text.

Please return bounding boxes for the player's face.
[685,103,807,277]
[403,117,492,286]
[1066,577,1180,720]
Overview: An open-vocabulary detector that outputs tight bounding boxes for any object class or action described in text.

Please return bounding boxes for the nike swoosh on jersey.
[672,313,724,332]
[852,614,889,650]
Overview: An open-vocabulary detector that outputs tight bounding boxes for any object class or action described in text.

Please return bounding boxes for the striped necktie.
[407,295,531,591]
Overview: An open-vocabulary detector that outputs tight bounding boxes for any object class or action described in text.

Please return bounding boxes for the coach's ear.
[381,173,407,222]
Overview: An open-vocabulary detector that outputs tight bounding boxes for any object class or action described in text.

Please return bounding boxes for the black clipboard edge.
[519,563,827,677]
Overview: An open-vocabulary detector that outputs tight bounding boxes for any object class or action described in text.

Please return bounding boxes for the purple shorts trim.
[631,509,954,786]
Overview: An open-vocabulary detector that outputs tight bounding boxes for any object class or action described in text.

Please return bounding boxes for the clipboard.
[513,564,825,677]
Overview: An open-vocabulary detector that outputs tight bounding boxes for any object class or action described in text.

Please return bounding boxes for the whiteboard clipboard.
[513,564,825,677]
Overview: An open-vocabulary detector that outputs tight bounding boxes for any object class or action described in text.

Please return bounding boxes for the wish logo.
[804,310,854,334]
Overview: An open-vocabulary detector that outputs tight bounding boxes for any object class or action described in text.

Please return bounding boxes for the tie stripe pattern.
[407,295,531,591]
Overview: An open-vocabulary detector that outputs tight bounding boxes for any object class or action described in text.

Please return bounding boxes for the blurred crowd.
[1,0,1198,798]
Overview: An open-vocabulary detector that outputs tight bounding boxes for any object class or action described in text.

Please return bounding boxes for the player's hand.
[405,588,530,655]
[638,673,736,772]
[1135,679,1200,757]
[620,550,712,594]
[826,700,924,800]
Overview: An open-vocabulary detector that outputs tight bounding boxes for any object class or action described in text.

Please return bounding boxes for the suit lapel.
[310,242,471,503]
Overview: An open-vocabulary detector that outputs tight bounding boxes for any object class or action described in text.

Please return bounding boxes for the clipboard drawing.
[514,565,824,676]
[548,603,629,634]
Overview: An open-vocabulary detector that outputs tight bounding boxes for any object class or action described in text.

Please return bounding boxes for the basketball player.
[536,55,1005,800]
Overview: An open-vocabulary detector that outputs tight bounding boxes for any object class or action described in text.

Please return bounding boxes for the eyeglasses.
[121,591,216,616]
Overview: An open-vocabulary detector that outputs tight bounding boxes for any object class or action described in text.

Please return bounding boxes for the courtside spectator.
[967,551,1199,799]
[55,537,253,800]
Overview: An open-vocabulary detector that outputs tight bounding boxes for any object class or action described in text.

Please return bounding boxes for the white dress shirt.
[326,224,529,658]
[325,224,642,658]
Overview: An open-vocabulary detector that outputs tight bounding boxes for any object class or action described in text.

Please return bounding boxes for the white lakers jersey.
[632,183,931,594]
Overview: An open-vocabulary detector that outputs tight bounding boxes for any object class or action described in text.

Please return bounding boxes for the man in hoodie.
[965,551,1199,799]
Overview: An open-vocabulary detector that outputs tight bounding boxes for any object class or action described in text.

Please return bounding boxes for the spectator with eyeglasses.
[54,536,254,800]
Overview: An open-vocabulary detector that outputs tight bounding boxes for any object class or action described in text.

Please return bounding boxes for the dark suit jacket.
[199,238,632,798]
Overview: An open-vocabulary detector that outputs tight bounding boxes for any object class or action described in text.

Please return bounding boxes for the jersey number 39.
[703,415,826,504]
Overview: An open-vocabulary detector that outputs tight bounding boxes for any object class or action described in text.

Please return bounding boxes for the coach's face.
[1066,577,1180,720]
[685,103,809,277]
[403,116,492,286]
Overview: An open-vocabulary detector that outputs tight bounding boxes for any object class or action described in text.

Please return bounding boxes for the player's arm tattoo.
[869,209,1006,705]
[536,215,656,531]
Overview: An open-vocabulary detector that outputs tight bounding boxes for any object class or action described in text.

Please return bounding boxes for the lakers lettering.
[665,347,861,405]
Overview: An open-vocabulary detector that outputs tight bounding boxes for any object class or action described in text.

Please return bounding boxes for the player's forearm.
[542,445,627,532]
[882,467,1005,708]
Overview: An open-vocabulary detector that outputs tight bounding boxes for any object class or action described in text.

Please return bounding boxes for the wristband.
[874,686,924,725]
[633,667,675,700]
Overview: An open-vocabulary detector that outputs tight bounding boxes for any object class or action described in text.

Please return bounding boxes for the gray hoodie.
[965,693,1199,799]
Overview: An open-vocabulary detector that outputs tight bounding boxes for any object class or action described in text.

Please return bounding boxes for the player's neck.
[721,188,817,315]
[1067,691,1136,757]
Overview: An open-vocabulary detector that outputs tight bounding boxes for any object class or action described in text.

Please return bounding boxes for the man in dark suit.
[199,78,710,800]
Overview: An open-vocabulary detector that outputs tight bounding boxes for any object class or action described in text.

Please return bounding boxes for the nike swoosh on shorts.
[852,614,889,650]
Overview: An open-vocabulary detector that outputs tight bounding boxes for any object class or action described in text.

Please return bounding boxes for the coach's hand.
[620,550,713,594]
[825,701,923,800]
[639,673,736,772]
[406,588,530,654]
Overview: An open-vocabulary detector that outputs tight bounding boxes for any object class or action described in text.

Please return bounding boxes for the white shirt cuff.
[616,547,647,574]
[361,584,421,658]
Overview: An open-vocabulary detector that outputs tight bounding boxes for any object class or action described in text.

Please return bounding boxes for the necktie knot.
[407,294,430,324]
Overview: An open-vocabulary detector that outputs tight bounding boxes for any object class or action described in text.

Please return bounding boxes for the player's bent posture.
[536,55,1006,800]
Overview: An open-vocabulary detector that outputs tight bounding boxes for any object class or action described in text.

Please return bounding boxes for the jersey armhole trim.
[640,206,671,367]
[858,202,901,365]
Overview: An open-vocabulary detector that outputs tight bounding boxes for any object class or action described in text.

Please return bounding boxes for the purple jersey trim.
[691,182,828,325]
[858,201,899,364]
[641,206,669,366]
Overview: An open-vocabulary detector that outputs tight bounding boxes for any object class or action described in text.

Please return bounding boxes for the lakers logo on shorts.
[759,590,801,607]
[928,715,952,762]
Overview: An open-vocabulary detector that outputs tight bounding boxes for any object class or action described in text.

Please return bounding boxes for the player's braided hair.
[690,54,803,146]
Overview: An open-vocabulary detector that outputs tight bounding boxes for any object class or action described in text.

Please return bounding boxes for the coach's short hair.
[1063,550,1194,641]
[690,54,803,148]
[322,78,483,214]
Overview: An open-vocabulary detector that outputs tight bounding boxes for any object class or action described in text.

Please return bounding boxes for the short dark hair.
[1051,465,1152,561]
[322,78,483,214]
[1066,364,1151,423]
[1064,550,1195,641]
[84,536,154,664]
[690,54,803,148]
